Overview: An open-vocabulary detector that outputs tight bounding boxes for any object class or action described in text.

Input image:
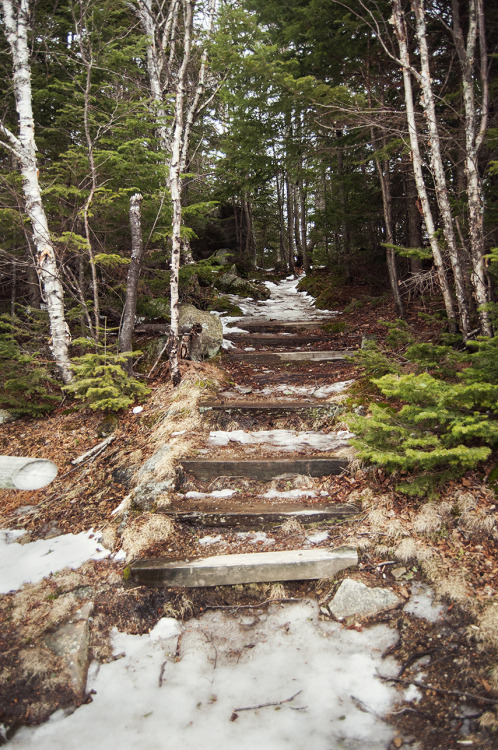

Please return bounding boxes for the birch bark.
[0,0,72,382]
[451,0,492,335]
[391,0,457,331]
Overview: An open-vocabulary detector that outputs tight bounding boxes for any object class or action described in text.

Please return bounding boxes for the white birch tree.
[0,0,72,382]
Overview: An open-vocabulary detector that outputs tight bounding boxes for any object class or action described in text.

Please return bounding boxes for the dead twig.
[71,434,116,465]
[377,674,498,705]
[204,597,300,612]
[233,690,302,713]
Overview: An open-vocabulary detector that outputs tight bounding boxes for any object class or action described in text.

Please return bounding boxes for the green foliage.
[348,336,498,495]
[0,314,60,416]
[348,341,402,378]
[64,346,150,412]
[383,243,432,261]
[381,319,415,349]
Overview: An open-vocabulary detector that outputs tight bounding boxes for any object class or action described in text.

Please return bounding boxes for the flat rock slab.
[199,400,340,413]
[44,602,94,699]
[230,350,350,363]
[328,579,402,620]
[130,547,358,588]
[180,458,348,481]
[160,502,360,528]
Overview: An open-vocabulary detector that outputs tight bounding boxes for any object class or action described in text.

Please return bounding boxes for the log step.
[225,334,327,347]
[130,546,358,587]
[160,502,360,528]
[226,319,339,332]
[229,350,351,363]
[180,458,347,481]
[199,400,340,413]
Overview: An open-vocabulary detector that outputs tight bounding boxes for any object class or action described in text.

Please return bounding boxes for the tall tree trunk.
[391,0,458,333]
[0,0,72,382]
[451,0,492,335]
[404,167,423,273]
[119,193,145,373]
[275,172,285,269]
[373,134,404,316]
[412,0,471,338]
[285,171,295,270]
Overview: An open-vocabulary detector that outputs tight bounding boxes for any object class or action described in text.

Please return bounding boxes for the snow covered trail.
[220,275,339,342]
[9,600,402,750]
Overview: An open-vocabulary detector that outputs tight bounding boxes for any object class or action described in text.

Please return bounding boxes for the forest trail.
[131,276,361,586]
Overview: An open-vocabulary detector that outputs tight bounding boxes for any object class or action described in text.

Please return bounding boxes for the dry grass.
[279,518,305,534]
[476,604,498,651]
[121,514,175,560]
[163,594,194,620]
[394,537,434,564]
[412,502,444,535]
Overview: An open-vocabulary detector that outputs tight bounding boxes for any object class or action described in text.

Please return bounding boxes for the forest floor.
[0,276,497,749]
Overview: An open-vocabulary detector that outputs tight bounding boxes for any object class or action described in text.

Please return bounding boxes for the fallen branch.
[377,674,498,705]
[204,597,300,612]
[233,690,302,713]
[71,434,116,466]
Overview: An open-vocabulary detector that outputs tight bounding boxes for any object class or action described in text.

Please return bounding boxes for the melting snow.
[208,429,353,452]
[9,601,402,750]
[403,583,446,623]
[263,489,317,499]
[0,529,110,594]
[306,531,329,545]
[185,489,238,499]
[236,531,275,545]
[198,535,224,546]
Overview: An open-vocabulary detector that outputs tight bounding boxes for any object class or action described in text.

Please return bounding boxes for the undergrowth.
[347,314,498,496]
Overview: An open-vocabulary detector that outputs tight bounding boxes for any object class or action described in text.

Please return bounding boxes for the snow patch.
[208,429,353,452]
[0,529,111,594]
[9,601,401,750]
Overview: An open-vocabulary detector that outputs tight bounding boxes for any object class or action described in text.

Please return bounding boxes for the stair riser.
[180,458,348,482]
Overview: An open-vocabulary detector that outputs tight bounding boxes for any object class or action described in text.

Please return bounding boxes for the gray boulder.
[211,249,233,266]
[178,304,223,360]
[328,578,402,619]
[215,265,271,301]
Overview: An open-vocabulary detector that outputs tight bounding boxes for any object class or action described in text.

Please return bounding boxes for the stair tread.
[130,546,358,587]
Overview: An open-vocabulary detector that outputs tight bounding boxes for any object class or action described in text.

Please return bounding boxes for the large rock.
[178,304,223,360]
[44,602,94,701]
[210,249,233,266]
[328,578,402,619]
[215,265,271,301]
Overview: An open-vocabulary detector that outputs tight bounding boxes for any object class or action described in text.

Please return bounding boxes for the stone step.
[229,350,352,363]
[129,546,358,587]
[180,457,347,481]
[199,400,340,413]
[160,501,360,527]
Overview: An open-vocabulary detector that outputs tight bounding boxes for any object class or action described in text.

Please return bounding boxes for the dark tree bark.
[119,193,145,373]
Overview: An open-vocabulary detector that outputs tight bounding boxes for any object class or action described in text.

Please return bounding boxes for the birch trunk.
[168,0,196,386]
[391,0,457,332]
[411,0,471,338]
[119,193,145,373]
[0,0,72,382]
[451,0,492,335]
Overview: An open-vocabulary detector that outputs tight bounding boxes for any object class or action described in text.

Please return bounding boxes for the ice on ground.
[236,531,275,545]
[257,381,353,398]
[208,429,353,452]
[185,489,238,499]
[198,535,223,546]
[306,531,329,545]
[0,529,110,594]
[9,601,401,750]
[262,489,317,499]
[403,583,446,623]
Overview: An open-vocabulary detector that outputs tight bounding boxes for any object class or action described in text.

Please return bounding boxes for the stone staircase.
[130,309,359,587]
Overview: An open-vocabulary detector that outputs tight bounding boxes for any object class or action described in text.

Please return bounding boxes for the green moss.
[123,567,131,581]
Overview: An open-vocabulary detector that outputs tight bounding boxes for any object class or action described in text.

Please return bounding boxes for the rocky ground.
[0,278,497,749]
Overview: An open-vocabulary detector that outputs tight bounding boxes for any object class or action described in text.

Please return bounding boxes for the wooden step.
[199,400,340,413]
[130,546,358,587]
[226,319,338,332]
[180,457,347,481]
[225,334,327,347]
[229,350,351,363]
[160,501,360,527]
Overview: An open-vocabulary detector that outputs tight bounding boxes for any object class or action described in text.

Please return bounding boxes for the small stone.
[329,578,402,619]
[392,566,407,579]
[392,736,404,748]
